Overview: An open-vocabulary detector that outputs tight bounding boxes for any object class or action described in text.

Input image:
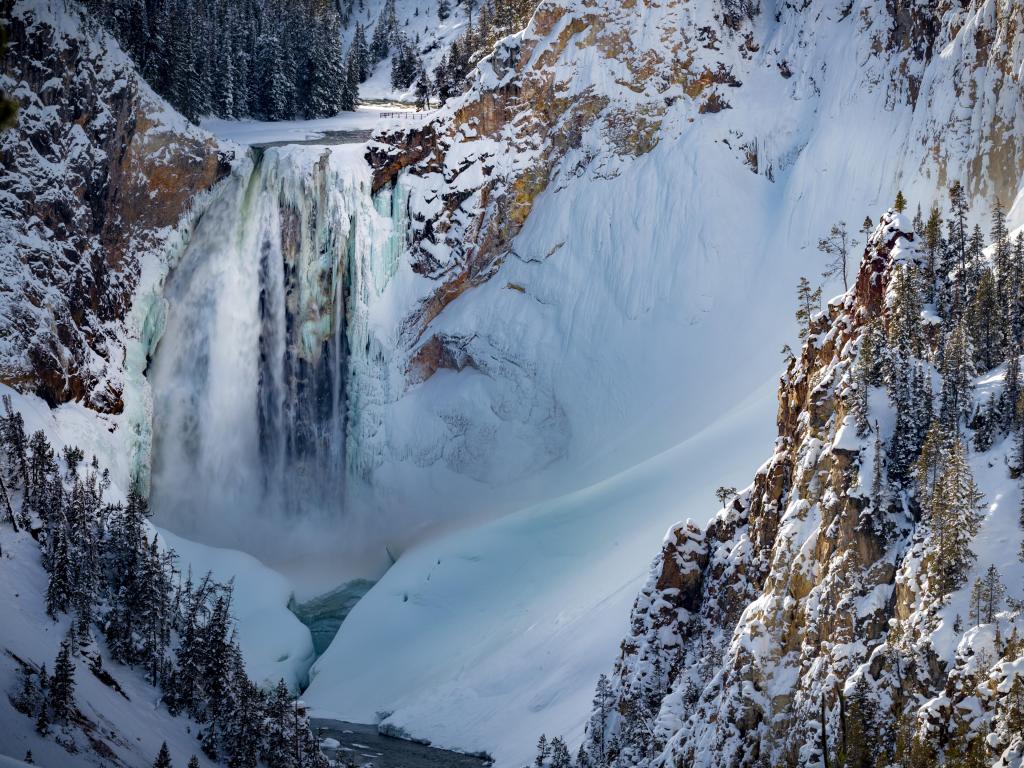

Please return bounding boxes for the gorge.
[1,0,1024,766]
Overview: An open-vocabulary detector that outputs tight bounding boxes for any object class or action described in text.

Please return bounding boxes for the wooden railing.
[379,110,434,119]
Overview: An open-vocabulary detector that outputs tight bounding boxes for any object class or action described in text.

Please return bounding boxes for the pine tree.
[968,267,1001,371]
[535,734,549,767]
[889,375,919,486]
[894,191,907,213]
[980,564,1005,623]
[948,181,970,314]
[154,742,173,768]
[861,215,874,248]
[922,204,943,303]
[924,436,985,599]
[888,264,924,363]
[187,757,200,768]
[34,700,49,736]
[869,424,885,526]
[1005,345,1022,431]
[264,679,293,768]
[550,737,572,768]
[796,277,822,342]
[306,9,347,118]
[939,322,975,429]
[588,673,613,763]
[844,676,878,768]
[818,221,851,291]
[49,639,76,722]
[45,524,74,618]
[438,0,451,19]
[969,577,985,626]
[353,23,370,81]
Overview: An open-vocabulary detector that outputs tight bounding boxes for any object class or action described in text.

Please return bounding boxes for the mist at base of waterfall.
[147,144,400,574]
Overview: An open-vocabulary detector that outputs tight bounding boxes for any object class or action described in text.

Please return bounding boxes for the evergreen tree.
[968,267,1001,371]
[948,181,970,313]
[307,10,347,118]
[34,700,49,736]
[888,375,919,487]
[1004,345,1021,431]
[844,677,878,768]
[154,742,173,768]
[819,221,851,291]
[414,67,432,109]
[535,734,549,767]
[49,639,76,722]
[45,524,75,618]
[922,204,943,303]
[264,679,295,768]
[438,0,451,19]
[939,322,975,429]
[861,216,873,248]
[869,424,886,525]
[795,277,822,342]
[549,737,572,768]
[979,564,1005,623]
[588,673,613,762]
[894,190,907,213]
[924,436,985,599]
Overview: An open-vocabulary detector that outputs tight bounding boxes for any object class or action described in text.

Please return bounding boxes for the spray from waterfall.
[148,145,405,562]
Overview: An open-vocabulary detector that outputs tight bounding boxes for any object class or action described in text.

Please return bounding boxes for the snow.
[155,530,316,692]
[0,527,221,768]
[199,105,429,146]
[0,385,316,697]
[302,380,777,767]
[338,0,479,102]
[6,0,1024,763]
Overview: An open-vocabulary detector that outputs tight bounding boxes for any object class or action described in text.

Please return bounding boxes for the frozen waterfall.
[147,145,405,562]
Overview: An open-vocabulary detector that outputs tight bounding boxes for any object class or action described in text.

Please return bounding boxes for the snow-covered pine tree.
[795,277,821,342]
[49,638,76,722]
[535,734,549,767]
[979,564,1005,623]
[1004,345,1021,432]
[843,676,878,768]
[307,9,347,118]
[818,221,851,291]
[45,524,74,618]
[968,266,1001,371]
[153,742,173,768]
[923,435,984,599]
[587,673,613,764]
[939,321,975,430]
[549,737,572,768]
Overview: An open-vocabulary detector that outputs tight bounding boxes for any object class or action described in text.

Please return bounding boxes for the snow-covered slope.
[584,212,1024,768]
[340,0,484,102]
[299,0,1024,763]
[304,381,775,765]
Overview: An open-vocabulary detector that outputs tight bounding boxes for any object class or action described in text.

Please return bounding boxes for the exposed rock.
[0,0,230,412]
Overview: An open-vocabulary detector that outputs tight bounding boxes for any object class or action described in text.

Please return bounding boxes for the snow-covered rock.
[0,0,231,412]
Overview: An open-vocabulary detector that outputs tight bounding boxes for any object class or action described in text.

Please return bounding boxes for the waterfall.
[146,145,406,559]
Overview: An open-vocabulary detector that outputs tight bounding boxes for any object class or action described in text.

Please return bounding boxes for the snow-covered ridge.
[588,210,1024,767]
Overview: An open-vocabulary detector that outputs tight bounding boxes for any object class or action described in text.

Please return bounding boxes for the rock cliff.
[0,0,230,412]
